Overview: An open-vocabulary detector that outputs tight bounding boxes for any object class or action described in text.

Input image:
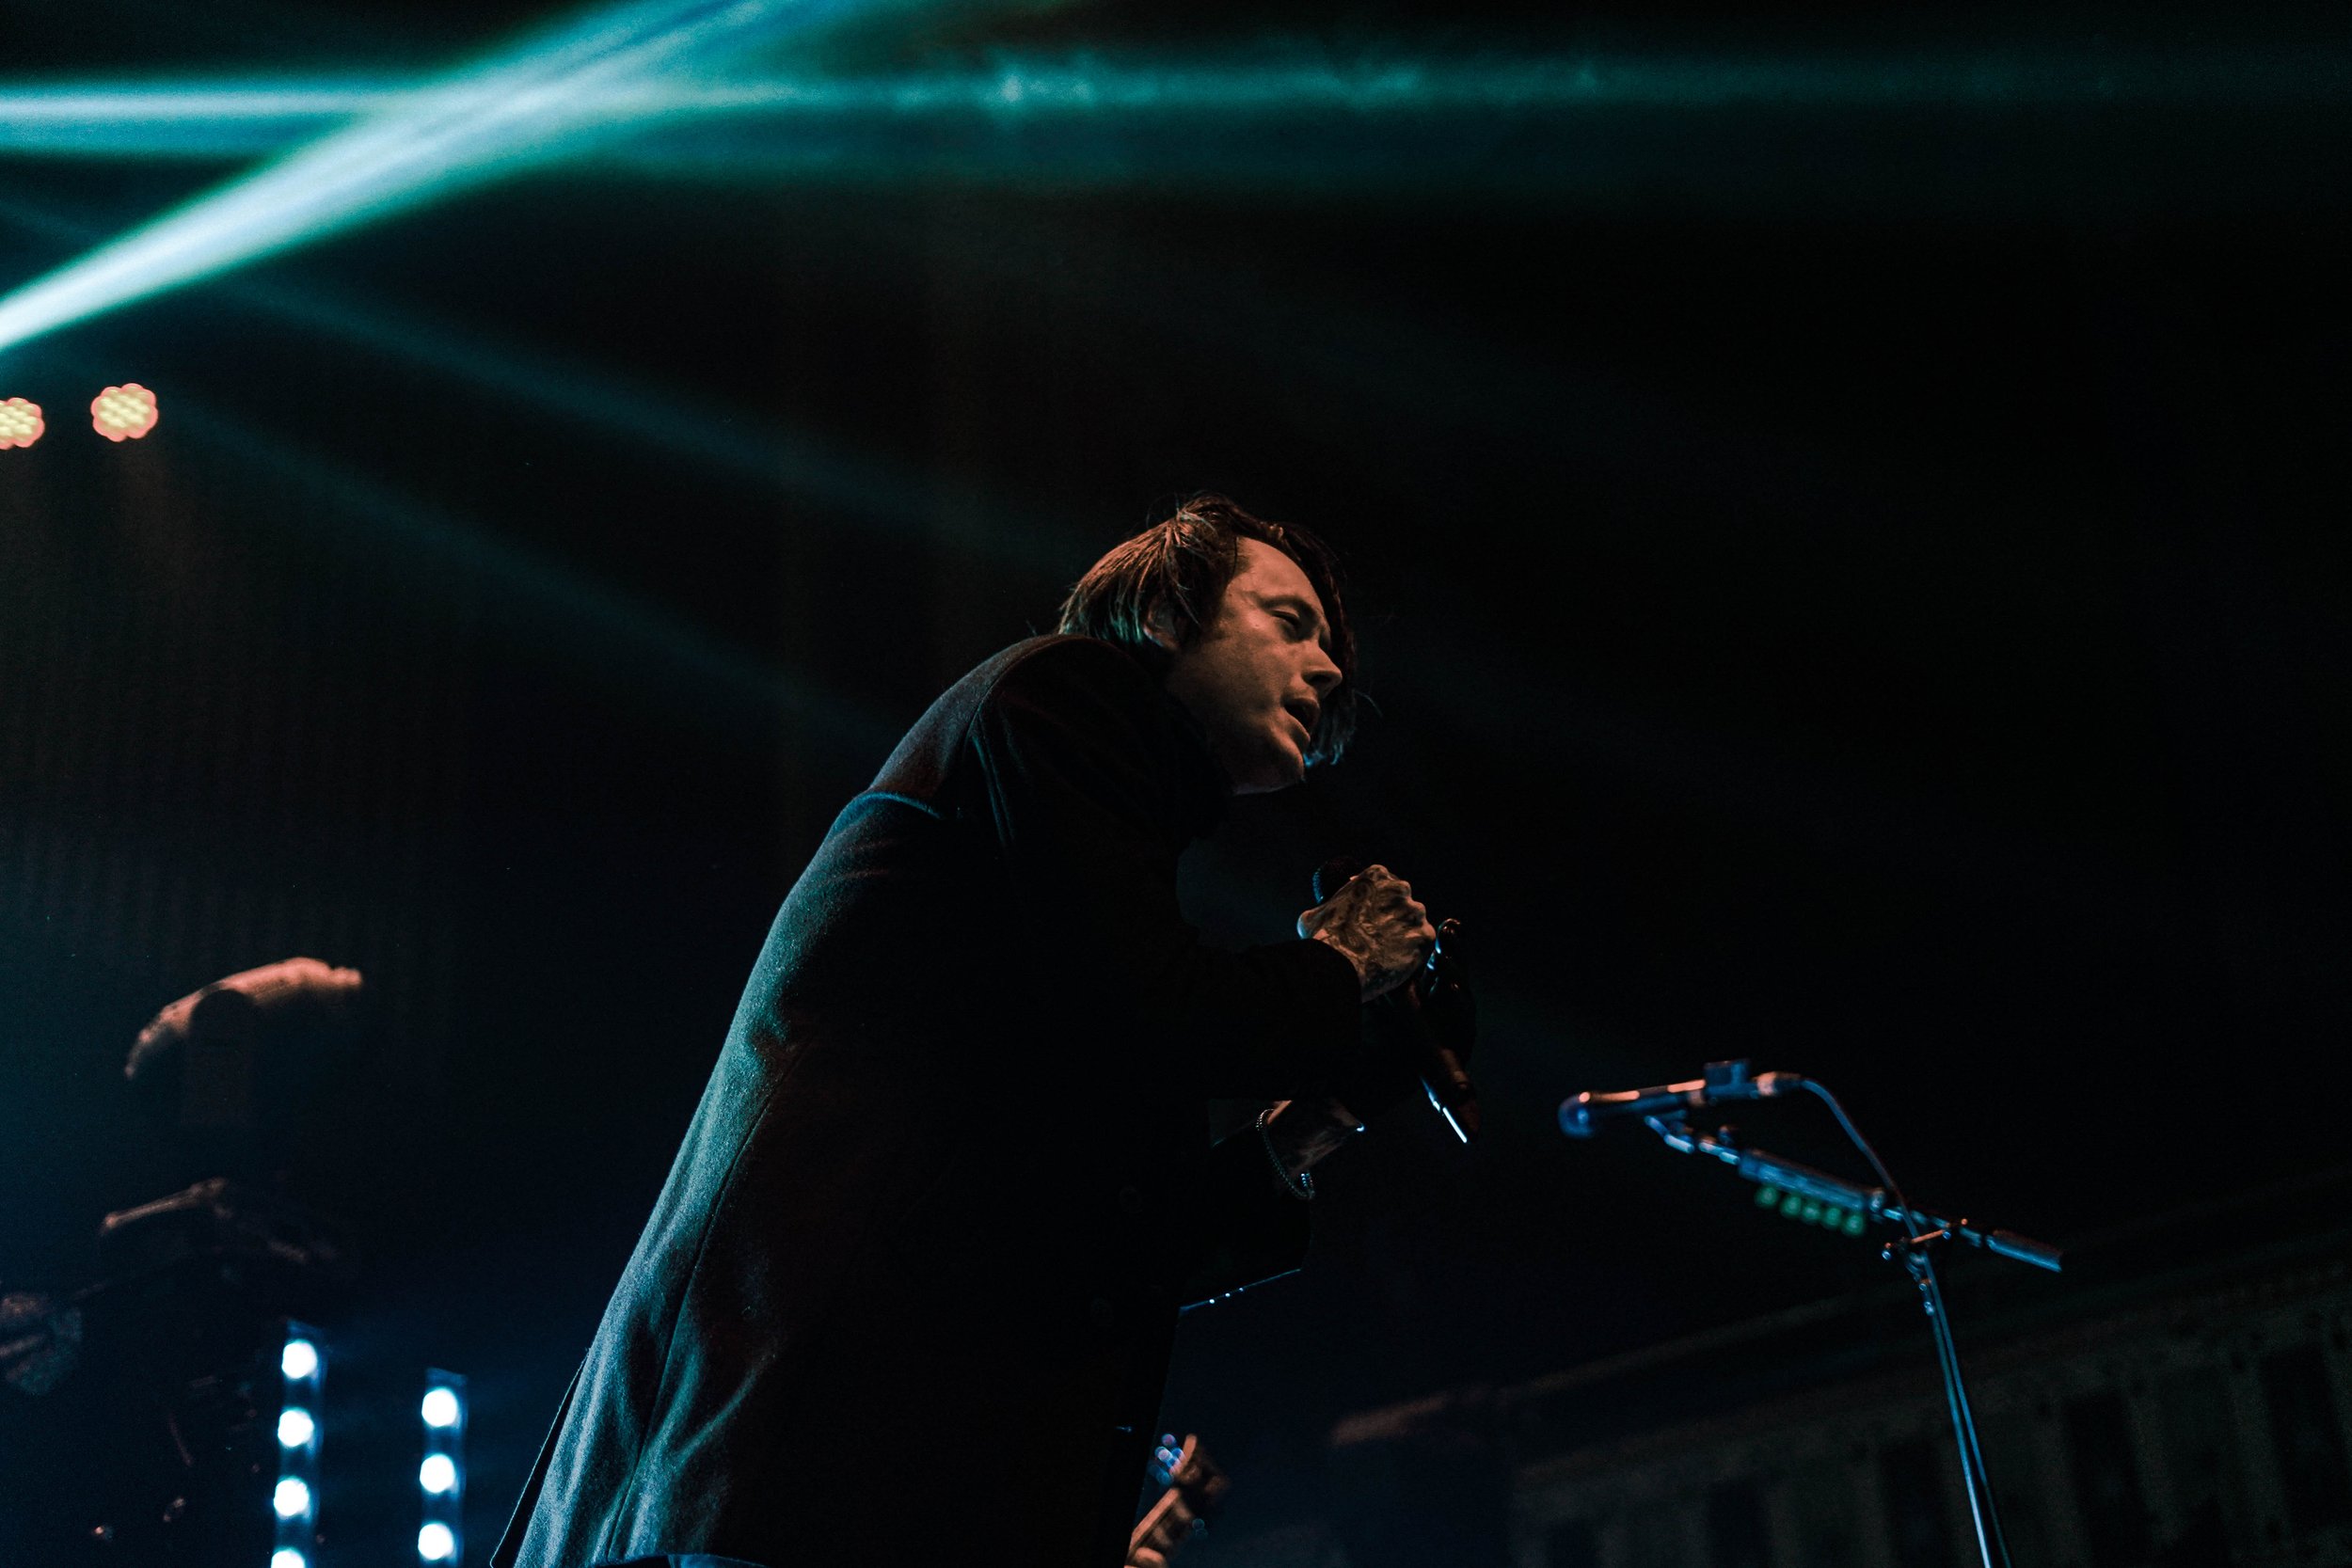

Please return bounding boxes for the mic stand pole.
[1640,1114,2058,1568]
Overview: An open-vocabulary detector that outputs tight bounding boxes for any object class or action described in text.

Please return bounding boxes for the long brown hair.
[1057,495,1358,765]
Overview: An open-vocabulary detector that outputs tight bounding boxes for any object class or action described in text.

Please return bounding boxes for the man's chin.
[1231,753,1305,796]
[1217,728,1308,795]
[1265,749,1311,794]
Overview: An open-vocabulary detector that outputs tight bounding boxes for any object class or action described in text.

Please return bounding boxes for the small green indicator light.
[1779,1191,1804,1216]
[1756,1186,1781,1209]
[1844,1212,1867,1236]
[1799,1198,1823,1224]
[1821,1205,1845,1228]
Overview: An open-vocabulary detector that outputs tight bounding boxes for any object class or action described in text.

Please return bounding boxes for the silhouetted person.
[494,499,1436,1568]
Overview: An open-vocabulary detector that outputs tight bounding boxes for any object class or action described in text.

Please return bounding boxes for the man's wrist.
[1259,1097,1361,1184]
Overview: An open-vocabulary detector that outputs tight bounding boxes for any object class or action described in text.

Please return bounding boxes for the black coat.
[492,636,1364,1568]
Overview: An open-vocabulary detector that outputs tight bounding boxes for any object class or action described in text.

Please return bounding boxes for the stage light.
[276,1325,326,1564]
[419,1369,468,1563]
[0,0,969,357]
[0,396,42,449]
[89,382,159,441]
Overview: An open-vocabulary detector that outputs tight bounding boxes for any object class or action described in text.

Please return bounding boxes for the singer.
[492,498,1438,1568]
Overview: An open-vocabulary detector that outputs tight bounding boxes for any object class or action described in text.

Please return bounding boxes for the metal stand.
[1639,1066,2059,1568]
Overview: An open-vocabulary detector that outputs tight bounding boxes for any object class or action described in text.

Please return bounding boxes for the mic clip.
[1700,1058,1756,1102]
[1644,1063,1757,1132]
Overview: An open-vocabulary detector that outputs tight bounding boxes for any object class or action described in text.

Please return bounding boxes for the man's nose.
[1305,655,1343,696]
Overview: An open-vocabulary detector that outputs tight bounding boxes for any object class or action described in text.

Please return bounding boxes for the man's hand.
[1296,863,1437,1001]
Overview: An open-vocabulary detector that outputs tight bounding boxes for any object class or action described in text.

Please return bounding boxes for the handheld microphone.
[1558,1059,1804,1137]
[1314,858,1479,1143]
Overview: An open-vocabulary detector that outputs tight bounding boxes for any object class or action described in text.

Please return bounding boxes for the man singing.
[493,497,1439,1568]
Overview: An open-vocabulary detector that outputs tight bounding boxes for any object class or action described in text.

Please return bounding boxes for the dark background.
[1,0,2346,1558]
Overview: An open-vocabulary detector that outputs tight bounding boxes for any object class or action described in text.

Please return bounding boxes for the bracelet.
[1256,1107,1315,1202]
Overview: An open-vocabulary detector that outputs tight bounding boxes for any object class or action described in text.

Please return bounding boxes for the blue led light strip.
[419,1370,469,1564]
[272,1324,325,1568]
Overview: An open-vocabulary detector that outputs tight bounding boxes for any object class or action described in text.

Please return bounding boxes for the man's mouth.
[1283,699,1317,739]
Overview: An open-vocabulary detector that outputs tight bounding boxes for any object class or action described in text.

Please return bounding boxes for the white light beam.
[0,0,920,355]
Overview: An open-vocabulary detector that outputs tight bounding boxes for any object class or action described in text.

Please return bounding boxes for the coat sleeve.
[971,639,1362,1100]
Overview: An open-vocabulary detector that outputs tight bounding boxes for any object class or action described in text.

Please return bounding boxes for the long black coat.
[492,636,1365,1568]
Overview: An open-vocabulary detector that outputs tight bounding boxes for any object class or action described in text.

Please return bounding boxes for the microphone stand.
[1633,1072,2058,1568]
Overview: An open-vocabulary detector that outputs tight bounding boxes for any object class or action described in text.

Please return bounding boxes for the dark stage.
[2,0,2348,1563]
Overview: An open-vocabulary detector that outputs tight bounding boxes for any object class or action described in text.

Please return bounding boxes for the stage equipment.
[1559,1060,2059,1568]
[0,395,43,448]
[88,381,158,440]
[1752,1176,1871,1235]
[419,1371,467,1563]
[274,1323,324,1568]
[12,1179,340,1560]
[1313,858,1478,1143]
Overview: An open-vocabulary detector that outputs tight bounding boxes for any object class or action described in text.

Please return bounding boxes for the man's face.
[1161,538,1345,796]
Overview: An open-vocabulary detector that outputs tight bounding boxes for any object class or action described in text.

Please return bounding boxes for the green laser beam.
[0,44,2341,164]
[1,45,2340,214]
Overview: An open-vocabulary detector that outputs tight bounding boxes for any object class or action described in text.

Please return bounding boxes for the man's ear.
[1143,602,1182,653]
